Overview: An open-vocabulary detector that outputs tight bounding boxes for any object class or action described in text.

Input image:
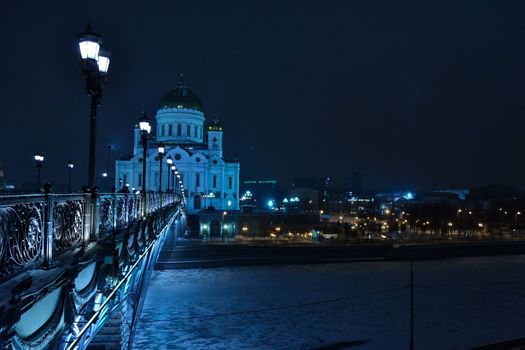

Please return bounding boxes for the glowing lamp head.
[34,154,44,162]
[138,112,151,134]
[171,165,176,171]
[77,24,101,60]
[166,156,173,165]
[158,144,165,155]
[67,161,74,169]
[102,172,108,178]
[97,48,111,73]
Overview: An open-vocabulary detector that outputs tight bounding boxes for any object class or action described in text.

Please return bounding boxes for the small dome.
[158,74,203,112]
[208,118,223,131]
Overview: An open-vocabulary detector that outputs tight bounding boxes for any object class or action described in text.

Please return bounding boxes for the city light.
[267,200,274,208]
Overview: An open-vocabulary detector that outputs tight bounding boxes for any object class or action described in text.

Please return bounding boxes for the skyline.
[1,1,525,190]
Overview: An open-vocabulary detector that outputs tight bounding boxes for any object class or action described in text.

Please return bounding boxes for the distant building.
[115,75,240,214]
[240,179,280,211]
[293,176,330,210]
[287,187,319,212]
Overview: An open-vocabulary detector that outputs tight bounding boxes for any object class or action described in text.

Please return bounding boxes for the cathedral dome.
[158,74,203,112]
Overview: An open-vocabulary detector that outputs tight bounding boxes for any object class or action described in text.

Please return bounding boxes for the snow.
[133,255,525,349]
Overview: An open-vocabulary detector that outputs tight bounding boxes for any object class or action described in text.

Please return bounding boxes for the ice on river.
[133,255,525,349]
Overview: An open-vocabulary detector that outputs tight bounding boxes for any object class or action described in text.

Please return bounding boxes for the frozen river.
[133,255,525,349]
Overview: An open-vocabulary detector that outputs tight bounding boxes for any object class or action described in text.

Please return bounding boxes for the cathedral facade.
[115,76,240,214]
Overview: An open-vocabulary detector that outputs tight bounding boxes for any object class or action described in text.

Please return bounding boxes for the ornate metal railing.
[52,194,85,256]
[0,191,180,280]
[0,194,45,277]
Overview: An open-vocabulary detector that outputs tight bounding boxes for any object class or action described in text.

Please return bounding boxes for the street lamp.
[34,154,44,190]
[158,144,165,205]
[67,161,74,192]
[166,155,173,192]
[77,24,111,191]
[170,165,176,192]
[139,111,151,216]
[222,211,227,242]
[456,209,462,238]
[101,172,108,191]
[516,211,521,227]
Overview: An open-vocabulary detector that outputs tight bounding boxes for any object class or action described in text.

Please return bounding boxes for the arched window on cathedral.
[186,125,190,136]
[168,124,173,136]
[177,124,181,136]
[212,137,218,148]
[161,124,165,137]
[194,125,197,138]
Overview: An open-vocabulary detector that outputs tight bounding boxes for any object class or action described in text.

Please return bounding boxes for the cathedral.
[115,75,240,214]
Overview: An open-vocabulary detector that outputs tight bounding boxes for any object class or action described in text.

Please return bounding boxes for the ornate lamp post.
[34,154,44,190]
[76,24,111,191]
[166,155,173,193]
[101,172,108,192]
[170,165,176,192]
[139,112,151,216]
[67,161,74,192]
[157,144,165,205]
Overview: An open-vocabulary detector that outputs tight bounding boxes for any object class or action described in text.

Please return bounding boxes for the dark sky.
[1,0,525,191]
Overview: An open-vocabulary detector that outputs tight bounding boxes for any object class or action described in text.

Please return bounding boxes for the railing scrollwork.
[0,191,180,280]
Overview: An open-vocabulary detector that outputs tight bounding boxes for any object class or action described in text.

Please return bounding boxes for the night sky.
[1,1,525,191]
